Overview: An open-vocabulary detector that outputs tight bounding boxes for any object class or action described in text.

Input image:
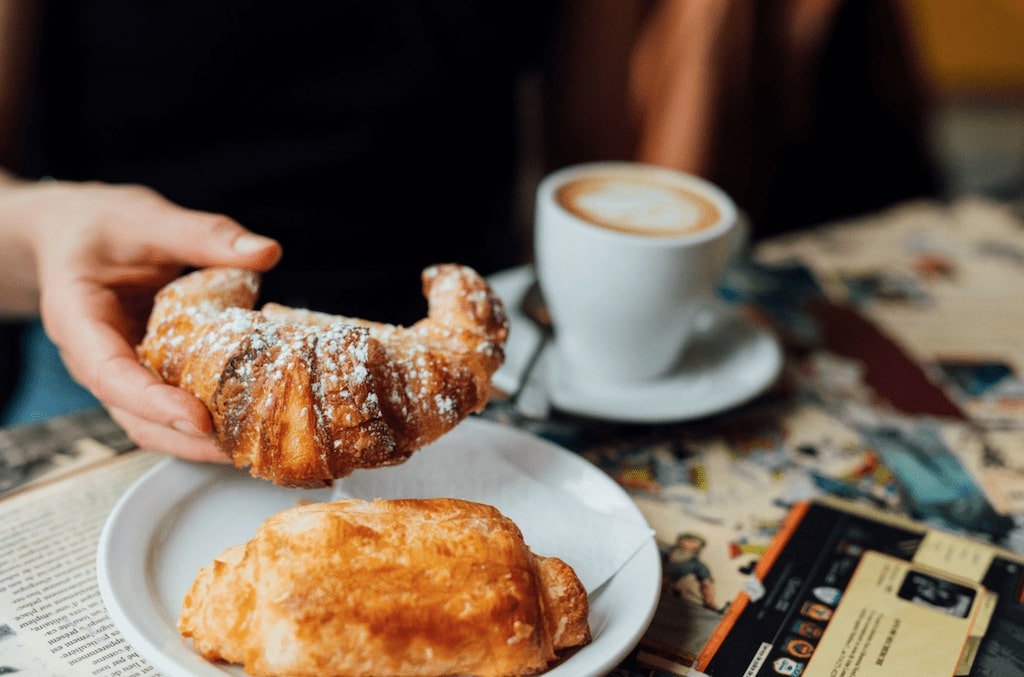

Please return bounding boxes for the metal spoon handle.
[511,280,552,420]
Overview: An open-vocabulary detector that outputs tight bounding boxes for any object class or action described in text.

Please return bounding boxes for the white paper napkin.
[332,419,655,594]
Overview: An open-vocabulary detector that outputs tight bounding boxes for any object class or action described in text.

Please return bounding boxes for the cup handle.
[729,210,751,263]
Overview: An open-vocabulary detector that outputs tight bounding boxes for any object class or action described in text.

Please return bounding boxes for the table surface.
[2,196,1024,676]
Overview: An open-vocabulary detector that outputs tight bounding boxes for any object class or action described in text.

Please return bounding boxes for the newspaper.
[756,197,1024,514]
[757,197,1024,427]
[0,447,163,676]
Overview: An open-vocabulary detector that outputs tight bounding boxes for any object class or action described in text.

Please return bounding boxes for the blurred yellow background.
[897,0,1024,200]
[899,0,1024,97]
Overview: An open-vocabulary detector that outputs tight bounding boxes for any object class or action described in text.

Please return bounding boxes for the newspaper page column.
[0,450,163,676]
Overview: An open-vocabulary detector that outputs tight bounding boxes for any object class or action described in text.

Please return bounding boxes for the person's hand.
[16,180,282,461]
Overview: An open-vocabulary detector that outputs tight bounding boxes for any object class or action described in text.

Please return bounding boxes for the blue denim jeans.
[1,320,100,425]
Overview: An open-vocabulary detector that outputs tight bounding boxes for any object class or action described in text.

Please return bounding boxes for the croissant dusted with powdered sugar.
[137,264,508,487]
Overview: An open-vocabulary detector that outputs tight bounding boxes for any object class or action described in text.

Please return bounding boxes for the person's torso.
[22,1,554,321]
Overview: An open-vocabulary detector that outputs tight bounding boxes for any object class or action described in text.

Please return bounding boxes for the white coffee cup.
[534,161,740,385]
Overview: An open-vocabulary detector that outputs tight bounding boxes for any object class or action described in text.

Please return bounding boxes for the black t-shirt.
[21,1,554,323]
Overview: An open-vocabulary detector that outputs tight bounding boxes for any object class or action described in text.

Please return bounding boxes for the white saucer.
[489,265,783,423]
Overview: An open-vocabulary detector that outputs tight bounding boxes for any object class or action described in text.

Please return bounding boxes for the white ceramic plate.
[97,417,660,677]
[490,265,783,423]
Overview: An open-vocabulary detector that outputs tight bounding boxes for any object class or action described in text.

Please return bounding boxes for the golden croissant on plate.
[179,497,591,677]
[137,264,508,487]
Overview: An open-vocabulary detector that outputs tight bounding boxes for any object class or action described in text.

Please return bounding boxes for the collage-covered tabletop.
[1,197,1023,676]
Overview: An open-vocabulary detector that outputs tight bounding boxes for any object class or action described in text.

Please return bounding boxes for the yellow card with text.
[803,551,983,676]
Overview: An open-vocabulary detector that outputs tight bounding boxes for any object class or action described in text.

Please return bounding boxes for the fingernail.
[173,419,208,437]
[233,233,276,254]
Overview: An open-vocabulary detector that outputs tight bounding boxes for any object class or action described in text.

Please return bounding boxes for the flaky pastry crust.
[178,497,591,677]
[137,264,508,487]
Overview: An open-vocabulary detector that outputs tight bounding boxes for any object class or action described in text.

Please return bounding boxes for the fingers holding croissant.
[137,264,509,487]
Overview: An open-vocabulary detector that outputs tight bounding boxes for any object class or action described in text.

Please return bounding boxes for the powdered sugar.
[138,264,508,486]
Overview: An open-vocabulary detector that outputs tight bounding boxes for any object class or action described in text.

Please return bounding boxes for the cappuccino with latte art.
[534,162,739,385]
[555,174,721,237]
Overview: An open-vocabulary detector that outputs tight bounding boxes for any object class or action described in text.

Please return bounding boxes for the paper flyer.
[693,498,1024,677]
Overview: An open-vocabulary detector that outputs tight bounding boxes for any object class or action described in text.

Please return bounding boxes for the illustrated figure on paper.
[664,532,723,612]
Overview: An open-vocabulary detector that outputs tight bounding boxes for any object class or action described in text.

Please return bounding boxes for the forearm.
[0,168,40,317]
[630,0,753,173]
[0,0,44,317]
